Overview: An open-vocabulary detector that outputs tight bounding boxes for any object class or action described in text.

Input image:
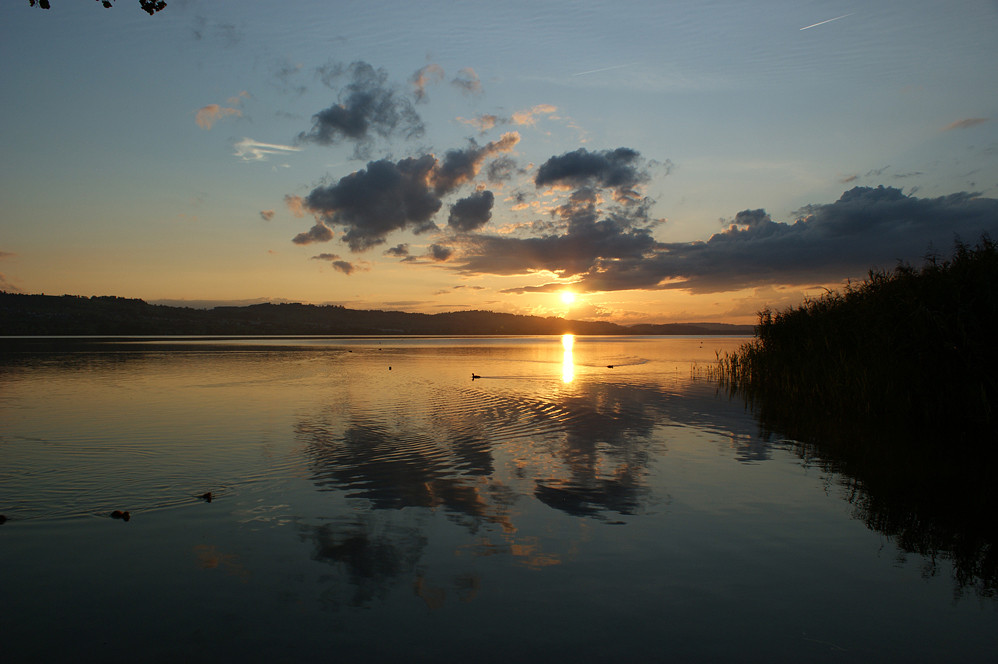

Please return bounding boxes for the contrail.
[800,13,854,30]
[572,62,638,77]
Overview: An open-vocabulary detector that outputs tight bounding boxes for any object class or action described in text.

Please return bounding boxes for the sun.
[560,290,577,305]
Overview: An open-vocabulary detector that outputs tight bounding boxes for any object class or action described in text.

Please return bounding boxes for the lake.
[1,336,995,662]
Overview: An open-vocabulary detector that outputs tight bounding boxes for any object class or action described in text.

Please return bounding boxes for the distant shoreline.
[0,292,754,337]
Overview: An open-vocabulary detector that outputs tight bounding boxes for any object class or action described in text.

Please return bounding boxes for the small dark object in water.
[607,365,614,369]
[471,373,481,380]
[110,510,130,521]
[0,515,7,525]
[389,366,392,370]
[200,492,213,503]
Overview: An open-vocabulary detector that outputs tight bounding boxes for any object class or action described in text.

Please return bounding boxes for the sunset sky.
[2,0,997,324]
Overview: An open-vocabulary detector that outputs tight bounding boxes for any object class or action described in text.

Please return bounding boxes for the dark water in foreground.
[1,336,995,662]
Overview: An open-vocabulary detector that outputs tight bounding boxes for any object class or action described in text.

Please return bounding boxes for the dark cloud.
[471,186,998,295]
[292,221,334,245]
[410,64,444,102]
[333,261,356,275]
[432,133,519,195]
[297,134,518,252]
[429,244,453,261]
[384,244,410,257]
[297,61,424,158]
[451,67,482,95]
[535,147,649,196]
[303,155,441,251]
[448,190,495,232]
[311,253,357,274]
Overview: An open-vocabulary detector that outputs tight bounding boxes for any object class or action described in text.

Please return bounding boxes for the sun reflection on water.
[561,334,574,383]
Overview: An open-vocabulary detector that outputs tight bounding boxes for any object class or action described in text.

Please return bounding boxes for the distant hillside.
[0,292,753,337]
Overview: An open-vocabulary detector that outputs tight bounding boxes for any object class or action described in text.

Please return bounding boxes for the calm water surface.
[1,336,995,662]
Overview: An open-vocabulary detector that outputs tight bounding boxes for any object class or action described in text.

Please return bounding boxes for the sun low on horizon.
[1,0,997,326]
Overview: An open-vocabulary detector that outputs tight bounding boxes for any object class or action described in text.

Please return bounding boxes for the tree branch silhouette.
[28,0,167,14]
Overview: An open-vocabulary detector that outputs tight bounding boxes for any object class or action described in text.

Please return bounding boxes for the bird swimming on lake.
[199,492,213,503]
[607,365,614,369]
[110,510,130,521]
[471,373,481,379]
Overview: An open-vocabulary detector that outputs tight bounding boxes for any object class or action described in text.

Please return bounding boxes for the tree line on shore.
[0,293,752,337]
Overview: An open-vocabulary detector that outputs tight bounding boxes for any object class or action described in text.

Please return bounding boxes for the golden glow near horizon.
[560,291,577,305]
[561,334,575,383]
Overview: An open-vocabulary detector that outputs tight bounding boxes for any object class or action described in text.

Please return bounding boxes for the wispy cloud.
[195,103,241,129]
[451,67,483,95]
[0,252,20,293]
[297,61,424,159]
[410,63,444,102]
[458,105,558,134]
[259,209,275,221]
[511,104,558,126]
[571,62,638,77]
[799,13,854,31]
[944,118,990,131]
[234,138,302,162]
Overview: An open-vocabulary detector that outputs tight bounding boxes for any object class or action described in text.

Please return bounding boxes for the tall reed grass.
[719,236,998,434]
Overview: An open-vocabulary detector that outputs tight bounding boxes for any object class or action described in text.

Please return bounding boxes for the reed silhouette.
[718,236,997,433]
[714,237,998,595]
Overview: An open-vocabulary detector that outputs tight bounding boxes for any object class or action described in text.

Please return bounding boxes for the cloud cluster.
[278,59,998,299]
[297,61,424,158]
[455,186,998,295]
[297,133,519,251]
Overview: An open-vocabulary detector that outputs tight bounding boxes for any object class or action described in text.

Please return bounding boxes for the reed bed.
[714,237,998,595]
[718,236,998,435]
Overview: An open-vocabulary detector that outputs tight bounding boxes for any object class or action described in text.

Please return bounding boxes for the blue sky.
[2,0,996,323]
